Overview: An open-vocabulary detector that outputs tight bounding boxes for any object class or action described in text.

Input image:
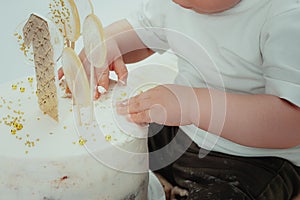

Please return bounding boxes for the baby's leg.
[154,172,188,200]
[172,150,300,200]
[292,193,300,200]
[148,124,300,200]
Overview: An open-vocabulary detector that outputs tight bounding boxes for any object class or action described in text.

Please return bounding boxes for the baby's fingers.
[58,67,64,80]
[94,67,110,99]
[110,57,128,85]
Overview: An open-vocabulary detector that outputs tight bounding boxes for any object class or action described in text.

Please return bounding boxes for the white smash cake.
[0,1,152,198]
[0,77,149,200]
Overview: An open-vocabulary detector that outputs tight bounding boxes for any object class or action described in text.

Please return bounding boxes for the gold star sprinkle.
[105,135,112,142]
[78,137,87,146]
[27,77,33,83]
[12,85,17,90]
[20,87,25,93]
[11,129,17,135]
[16,123,23,130]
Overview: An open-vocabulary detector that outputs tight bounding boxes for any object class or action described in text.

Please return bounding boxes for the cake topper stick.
[62,47,91,125]
[23,14,59,122]
[82,14,107,120]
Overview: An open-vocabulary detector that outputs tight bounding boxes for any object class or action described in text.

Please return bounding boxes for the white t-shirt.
[127,0,300,166]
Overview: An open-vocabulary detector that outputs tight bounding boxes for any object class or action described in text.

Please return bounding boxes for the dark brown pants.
[148,124,300,200]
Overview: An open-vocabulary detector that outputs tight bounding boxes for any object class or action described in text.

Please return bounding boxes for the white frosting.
[0,77,149,199]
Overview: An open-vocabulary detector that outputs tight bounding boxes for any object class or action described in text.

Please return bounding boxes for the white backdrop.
[0,0,141,84]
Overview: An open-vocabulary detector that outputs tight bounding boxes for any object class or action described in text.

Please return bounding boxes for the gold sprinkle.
[63,126,67,130]
[37,117,40,121]
[20,87,25,93]
[16,124,23,130]
[11,85,18,90]
[26,134,30,138]
[121,92,127,97]
[27,77,33,83]
[36,138,40,142]
[11,129,17,135]
[78,137,87,146]
[105,135,112,142]
[25,151,28,154]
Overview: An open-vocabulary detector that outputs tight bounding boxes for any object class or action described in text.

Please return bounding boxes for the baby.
[60,0,300,199]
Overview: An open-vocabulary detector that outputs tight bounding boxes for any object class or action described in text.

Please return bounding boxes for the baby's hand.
[58,38,128,100]
[116,84,197,127]
[77,46,128,99]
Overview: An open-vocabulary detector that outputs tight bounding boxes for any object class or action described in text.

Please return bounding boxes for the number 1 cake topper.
[23,14,61,121]
[21,0,105,124]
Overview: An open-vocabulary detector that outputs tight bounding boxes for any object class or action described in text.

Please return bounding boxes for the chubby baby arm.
[117,85,300,149]
[191,88,300,149]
